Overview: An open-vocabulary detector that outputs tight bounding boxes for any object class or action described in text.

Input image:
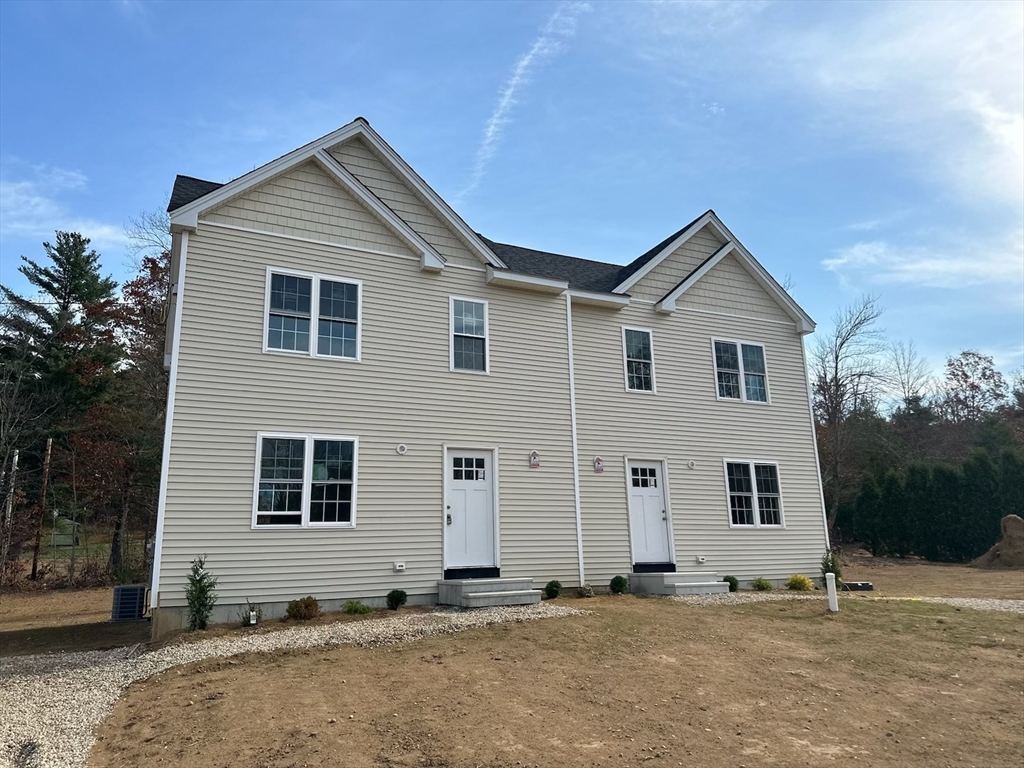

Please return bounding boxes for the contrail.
[457,2,591,203]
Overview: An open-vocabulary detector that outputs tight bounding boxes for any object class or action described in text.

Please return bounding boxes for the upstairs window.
[622,327,656,392]
[725,460,783,528]
[265,269,361,360]
[450,297,488,373]
[254,433,357,528]
[713,339,768,403]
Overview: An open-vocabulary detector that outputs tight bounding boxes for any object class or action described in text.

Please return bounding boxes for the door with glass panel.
[444,450,495,568]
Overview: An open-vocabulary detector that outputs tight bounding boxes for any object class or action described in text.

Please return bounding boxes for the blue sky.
[1,0,1022,376]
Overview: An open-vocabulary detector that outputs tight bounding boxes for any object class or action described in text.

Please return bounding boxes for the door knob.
[446,513,452,525]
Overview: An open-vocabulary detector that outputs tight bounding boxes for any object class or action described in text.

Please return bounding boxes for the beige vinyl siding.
[680,253,792,322]
[158,223,579,609]
[203,162,414,256]
[628,225,725,302]
[329,138,481,269]
[572,261,825,585]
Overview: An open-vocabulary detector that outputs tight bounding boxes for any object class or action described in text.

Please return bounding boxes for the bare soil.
[88,560,1024,768]
[844,553,1024,599]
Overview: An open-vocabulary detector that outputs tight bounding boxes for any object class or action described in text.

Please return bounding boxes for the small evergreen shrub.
[544,580,562,599]
[237,598,262,627]
[185,555,218,631]
[820,548,842,586]
[785,574,814,591]
[576,583,595,598]
[386,589,408,610]
[343,600,372,615]
[286,595,321,621]
[722,575,739,592]
[751,576,774,591]
[609,575,629,594]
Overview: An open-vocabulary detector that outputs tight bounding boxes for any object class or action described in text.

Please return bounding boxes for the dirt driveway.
[89,578,1024,767]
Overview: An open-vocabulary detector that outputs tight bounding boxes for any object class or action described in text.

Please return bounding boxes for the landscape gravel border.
[672,590,1024,614]
[0,603,585,768]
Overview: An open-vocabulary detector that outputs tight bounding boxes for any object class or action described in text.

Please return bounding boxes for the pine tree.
[960,451,1000,560]
[881,471,910,557]
[930,465,962,561]
[854,476,883,556]
[903,464,932,557]
[998,449,1024,519]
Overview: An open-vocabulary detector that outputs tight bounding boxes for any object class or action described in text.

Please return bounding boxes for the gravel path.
[673,591,1024,613]
[0,604,584,768]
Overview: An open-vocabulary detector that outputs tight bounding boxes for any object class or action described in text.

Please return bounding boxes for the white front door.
[445,449,496,569]
[627,461,672,564]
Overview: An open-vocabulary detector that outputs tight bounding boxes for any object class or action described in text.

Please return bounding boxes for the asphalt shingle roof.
[167,174,710,296]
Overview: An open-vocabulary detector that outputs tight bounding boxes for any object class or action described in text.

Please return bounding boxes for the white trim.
[624,456,676,565]
[150,230,188,604]
[710,337,771,405]
[441,444,501,570]
[485,266,568,294]
[721,458,786,529]
[655,242,735,313]
[568,289,630,309]
[251,432,359,530]
[564,293,585,585]
[621,326,657,394]
[449,295,490,375]
[614,211,719,293]
[801,336,832,550]
[201,221,419,263]
[348,121,506,269]
[263,267,363,362]
[312,150,446,272]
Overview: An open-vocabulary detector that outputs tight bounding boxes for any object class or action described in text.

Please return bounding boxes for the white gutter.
[150,230,189,605]
[564,292,585,585]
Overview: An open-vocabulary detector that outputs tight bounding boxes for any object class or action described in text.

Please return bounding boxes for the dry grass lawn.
[87,559,1024,768]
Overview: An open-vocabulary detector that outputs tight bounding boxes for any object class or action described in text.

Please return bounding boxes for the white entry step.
[437,577,542,608]
[629,571,730,596]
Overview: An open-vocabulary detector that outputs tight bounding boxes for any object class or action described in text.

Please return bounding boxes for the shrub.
[722,575,739,592]
[785,574,814,591]
[286,595,321,621]
[237,598,262,627]
[386,589,408,611]
[185,555,218,631]
[751,576,774,591]
[343,600,372,615]
[820,548,842,586]
[609,575,629,594]
[544,580,562,599]
[576,583,595,598]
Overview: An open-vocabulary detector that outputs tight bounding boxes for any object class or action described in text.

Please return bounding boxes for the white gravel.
[0,603,584,768]
[672,591,1024,614]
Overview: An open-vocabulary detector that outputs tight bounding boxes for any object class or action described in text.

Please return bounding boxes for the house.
[151,117,829,636]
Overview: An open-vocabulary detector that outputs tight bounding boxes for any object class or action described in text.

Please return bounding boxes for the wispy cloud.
[823,234,1024,295]
[457,2,591,203]
[0,162,127,253]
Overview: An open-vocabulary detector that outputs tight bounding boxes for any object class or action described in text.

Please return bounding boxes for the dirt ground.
[844,554,1024,599]
[88,561,1024,768]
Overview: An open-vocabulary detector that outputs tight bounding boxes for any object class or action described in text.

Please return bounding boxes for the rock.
[972,514,1024,569]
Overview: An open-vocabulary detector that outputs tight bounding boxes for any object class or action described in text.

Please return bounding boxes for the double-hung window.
[713,339,768,402]
[450,297,488,373]
[254,433,357,528]
[622,327,656,393]
[265,269,361,360]
[724,460,783,528]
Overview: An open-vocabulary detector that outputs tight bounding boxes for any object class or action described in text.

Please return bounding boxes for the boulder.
[972,514,1024,569]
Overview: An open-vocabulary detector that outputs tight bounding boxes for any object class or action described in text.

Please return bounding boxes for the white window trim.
[449,295,490,375]
[721,458,785,529]
[711,337,770,405]
[263,266,363,362]
[621,326,657,394]
[252,432,359,530]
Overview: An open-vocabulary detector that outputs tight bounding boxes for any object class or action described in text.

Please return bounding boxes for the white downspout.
[565,292,585,585]
[150,230,189,605]
[800,334,831,551]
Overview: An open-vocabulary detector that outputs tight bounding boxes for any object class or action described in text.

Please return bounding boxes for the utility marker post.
[825,572,839,613]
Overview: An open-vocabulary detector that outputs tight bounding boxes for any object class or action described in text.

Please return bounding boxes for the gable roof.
[168,175,223,212]
[479,237,625,294]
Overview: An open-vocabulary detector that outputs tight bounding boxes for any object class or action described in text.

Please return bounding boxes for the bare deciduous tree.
[811,295,886,533]
[886,340,932,412]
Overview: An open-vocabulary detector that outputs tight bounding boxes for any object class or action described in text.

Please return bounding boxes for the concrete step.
[461,589,542,608]
[666,581,731,595]
[663,571,720,585]
[437,577,535,605]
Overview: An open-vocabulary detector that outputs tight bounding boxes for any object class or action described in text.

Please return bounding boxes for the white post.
[825,572,839,612]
